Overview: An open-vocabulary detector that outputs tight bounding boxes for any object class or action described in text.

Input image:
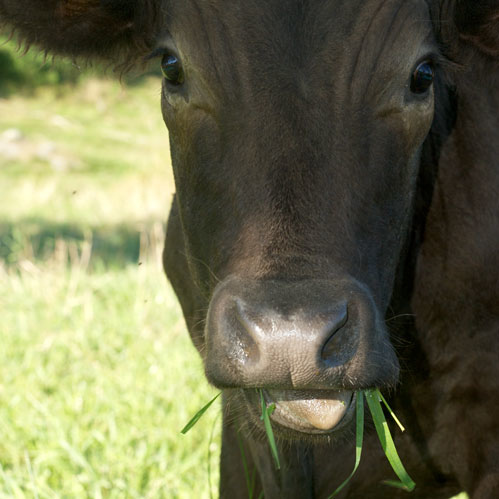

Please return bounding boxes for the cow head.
[2,0,498,439]
[162,0,499,439]
[163,0,436,438]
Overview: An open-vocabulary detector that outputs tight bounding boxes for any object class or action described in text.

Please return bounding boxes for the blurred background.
[0,36,220,497]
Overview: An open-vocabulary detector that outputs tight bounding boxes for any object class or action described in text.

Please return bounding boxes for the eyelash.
[145,47,169,62]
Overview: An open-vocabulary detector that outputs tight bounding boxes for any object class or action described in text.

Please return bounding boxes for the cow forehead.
[164,0,434,62]
[163,0,435,103]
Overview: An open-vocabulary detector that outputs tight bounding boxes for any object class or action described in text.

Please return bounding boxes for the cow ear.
[0,0,162,66]
[453,0,499,59]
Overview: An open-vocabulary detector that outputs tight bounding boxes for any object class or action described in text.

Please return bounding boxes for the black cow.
[1,1,498,497]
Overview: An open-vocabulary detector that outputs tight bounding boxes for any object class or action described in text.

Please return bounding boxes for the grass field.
[0,69,220,498]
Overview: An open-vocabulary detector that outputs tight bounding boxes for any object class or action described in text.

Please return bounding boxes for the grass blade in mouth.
[378,390,405,432]
[365,389,416,492]
[182,388,414,495]
[259,389,281,470]
[328,391,365,498]
[180,392,221,434]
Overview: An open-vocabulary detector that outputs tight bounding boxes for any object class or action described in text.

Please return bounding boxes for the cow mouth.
[262,389,355,434]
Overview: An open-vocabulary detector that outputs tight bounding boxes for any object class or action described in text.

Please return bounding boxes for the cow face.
[3,0,497,440]
[162,0,436,437]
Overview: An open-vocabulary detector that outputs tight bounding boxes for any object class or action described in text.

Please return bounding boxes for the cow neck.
[413,76,499,356]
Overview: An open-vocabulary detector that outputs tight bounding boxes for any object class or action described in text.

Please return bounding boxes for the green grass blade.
[207,412,220,499]
[328,391,365,498]
[181,392,221,434]
[383,479,416,490]
[259,390,280,470]
[237,431,256,499]
[365,389,415,492]
[378,391,405,432]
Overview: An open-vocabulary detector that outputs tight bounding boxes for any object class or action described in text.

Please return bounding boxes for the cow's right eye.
[410,61,435,94]
[161,54,184,85]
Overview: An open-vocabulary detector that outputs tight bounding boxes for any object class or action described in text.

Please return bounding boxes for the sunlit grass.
[0,246,220,498]
[0,76,174,226]
[0,62,219,496]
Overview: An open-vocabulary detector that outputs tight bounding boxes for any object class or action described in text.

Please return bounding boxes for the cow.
[1,1,498,497]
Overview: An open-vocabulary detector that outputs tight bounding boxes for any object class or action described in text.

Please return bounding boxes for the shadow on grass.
[0,218,165,269]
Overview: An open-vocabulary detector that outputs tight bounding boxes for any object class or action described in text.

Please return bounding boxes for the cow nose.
[233,297,351,369]
[204,277,398,390]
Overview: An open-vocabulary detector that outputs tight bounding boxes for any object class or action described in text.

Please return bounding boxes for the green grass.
[0,35,81,96]
[0,253,220,498]
[259,390,280,470]
[0,40,220,497]
[0,77,172,227]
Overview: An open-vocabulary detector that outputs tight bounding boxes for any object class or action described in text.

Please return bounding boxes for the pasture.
[0,46,219,497]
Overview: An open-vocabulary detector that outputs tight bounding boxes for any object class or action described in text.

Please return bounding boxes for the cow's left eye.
[410,61,435,94]
[161,54,184,85]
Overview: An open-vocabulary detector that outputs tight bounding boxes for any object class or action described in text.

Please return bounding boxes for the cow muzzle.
[204,277,399,433]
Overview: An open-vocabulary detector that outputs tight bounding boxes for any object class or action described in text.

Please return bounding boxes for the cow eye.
[161,54,184,85]
[410,61,435,94]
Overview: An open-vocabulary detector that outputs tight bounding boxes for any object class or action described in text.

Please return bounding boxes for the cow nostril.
[320,305,351,366]
[233,302,260,365]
